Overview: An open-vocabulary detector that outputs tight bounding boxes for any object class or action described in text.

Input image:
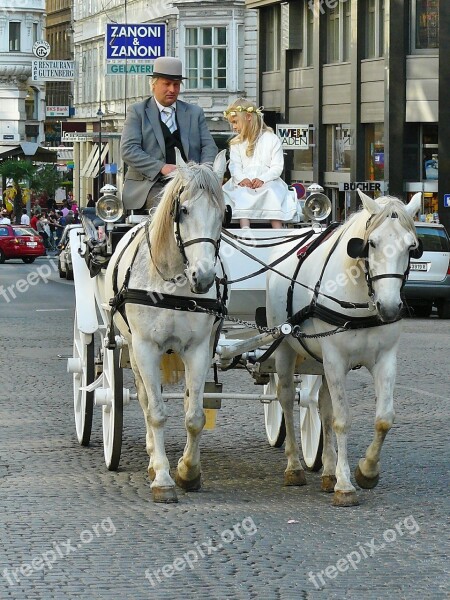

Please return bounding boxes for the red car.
[0,224,46,264]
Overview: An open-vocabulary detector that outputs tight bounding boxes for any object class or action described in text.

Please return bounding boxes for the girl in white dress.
[222,99,297,228]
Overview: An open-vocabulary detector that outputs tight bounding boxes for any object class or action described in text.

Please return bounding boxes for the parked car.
[0,224,46,264]
[57,225,74,280]
[404,222,450,318]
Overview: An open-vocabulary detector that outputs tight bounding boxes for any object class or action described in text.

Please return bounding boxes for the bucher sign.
[276,125,310,150]
[339,181,386,192]
[106,23,166,60]
[32,60,75,81]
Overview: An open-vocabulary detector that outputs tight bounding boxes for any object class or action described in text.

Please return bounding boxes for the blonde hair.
[224,99,271,157]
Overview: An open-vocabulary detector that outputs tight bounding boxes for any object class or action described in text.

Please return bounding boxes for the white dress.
[222,131,297,222]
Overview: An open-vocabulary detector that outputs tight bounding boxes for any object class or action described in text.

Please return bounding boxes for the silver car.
[404,222,450,318]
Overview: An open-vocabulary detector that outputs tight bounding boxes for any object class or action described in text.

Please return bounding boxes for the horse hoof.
[355,465,380,489]
[148,467,155,481]
[321,475,337,493]
[332,490,359,507]
[152,486,178,504]
[175,470,202,492]
[284,469,307,486]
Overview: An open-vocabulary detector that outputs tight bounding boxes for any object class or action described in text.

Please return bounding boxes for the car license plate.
[27,242,37,247]
[410,263,427,271]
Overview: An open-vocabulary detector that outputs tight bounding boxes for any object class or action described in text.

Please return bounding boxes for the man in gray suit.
[121,56,218,211]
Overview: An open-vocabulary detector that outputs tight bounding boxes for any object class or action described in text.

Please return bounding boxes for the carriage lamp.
[96,184,124,223]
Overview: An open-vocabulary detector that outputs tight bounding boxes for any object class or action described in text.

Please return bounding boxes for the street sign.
[276,124,310,150]
[444,194,450,208]
[106,63,153,75]
[338,181,386,192]
[32,40,51,58]
[291,183,306,199]
[32,60,75,81]
[106,23,166,60]
[46,106,69,117]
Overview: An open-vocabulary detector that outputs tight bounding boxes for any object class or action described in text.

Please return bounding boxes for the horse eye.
[180,205,188,216]
[369,239,376,248]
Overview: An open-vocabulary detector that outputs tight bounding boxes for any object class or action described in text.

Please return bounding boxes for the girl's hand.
[251,178,264,189]
[238,178,253,188]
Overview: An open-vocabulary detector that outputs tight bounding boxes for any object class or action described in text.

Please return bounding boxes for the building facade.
[246,0,449,230]
[70,0,257,204]
[0,1,46,143]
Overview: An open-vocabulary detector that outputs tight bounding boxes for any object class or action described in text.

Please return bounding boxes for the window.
[365,0,384,58]
[365,123,385,181]
[261,5,281,71]
[185,26,227,89]
[326,3,351,64]
[9,22,21,52]
[237,24,244,90]
[33,23,38,45]
[412,0,439,52]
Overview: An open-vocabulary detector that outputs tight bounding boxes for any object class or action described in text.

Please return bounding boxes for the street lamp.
[97,101,104,200]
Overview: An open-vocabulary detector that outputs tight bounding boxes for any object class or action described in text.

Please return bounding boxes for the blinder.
[223,205,233,228]
[347,237,368,259]
[410,238,423,259]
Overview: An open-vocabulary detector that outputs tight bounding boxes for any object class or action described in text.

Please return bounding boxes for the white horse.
[104,150,228,503]
[266,190,422,506]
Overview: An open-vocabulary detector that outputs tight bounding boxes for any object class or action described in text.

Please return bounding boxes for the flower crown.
[223,105,264,118]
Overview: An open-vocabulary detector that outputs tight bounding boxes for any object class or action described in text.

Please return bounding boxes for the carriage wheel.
[101,347,123,471]
[263,374,286,447]
[299,375,323,471]
[71,315,95,446]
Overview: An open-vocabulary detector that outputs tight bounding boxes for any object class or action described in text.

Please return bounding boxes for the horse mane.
[149,162,224,269]
[326,195,418,270]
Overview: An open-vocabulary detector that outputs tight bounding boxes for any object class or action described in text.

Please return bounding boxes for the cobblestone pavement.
[0,260,449,599]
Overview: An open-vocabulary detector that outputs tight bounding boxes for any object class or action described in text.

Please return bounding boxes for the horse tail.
[160,352,184,385]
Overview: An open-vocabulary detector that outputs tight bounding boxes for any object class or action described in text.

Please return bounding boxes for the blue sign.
[106,24,166,60]
[444,194,450,208]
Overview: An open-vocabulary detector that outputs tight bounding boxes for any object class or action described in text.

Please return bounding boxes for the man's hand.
[161,164,177,176]
[238,178,253,188]
[251,178,264,189]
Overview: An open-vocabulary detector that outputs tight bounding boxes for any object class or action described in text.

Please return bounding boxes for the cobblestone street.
[0,261,449,599]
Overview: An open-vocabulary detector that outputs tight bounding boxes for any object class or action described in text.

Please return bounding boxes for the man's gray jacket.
[121,97,218,209]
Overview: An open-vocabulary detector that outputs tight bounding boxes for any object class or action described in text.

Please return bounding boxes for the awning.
[57,148,73,161]
[80,143,109,178]
[0,142,57,163]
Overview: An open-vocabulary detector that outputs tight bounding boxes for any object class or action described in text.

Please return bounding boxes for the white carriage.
[68,180,328,475]
[68,154,422,506]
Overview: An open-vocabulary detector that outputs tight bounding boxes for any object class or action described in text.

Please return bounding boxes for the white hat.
[152,57,185,80]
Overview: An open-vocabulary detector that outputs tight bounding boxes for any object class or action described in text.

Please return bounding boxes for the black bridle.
[171,187,222,267]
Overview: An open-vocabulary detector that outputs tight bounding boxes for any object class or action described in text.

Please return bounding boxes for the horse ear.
[357,189,381,215]
[175,148,187,169]
[406,192,422,217]
[347,237,368,259]
[212,150,227,181]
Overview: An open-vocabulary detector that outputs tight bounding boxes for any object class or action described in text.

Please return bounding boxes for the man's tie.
[162,107,176,133]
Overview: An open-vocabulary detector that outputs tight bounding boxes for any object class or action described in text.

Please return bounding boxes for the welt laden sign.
[276,125,310,150]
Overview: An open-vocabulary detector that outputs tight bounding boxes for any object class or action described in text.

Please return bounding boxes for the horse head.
[159,149,227,294]
[347,190,422,322]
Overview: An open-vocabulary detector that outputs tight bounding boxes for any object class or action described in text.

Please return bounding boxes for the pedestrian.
[33,199,42,216]
[65,210,75,225]
[121,56,217,212]
[61,200,70,217]
[36,214,50,248]
[222,98,297,229]
[86,193,95,207]
[20,208,30,226]
[30,212,39,231]
[0,209,11,224]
